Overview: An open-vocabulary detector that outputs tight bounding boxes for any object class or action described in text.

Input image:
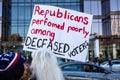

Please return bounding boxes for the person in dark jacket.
[108,58,113,71]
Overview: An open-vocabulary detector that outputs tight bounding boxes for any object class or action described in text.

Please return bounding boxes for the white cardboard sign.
[23,5,93,62]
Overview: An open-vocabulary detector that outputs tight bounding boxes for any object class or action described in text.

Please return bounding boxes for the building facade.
[0,1,2,39]
[0,1,2,53]
[1,0,120,60]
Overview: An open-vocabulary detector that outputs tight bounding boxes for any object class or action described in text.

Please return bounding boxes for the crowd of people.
[0,48,114,80]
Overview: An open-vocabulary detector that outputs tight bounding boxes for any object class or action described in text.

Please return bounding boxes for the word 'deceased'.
[25,36,70,54]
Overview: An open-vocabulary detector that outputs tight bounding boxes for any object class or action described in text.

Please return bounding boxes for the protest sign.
[23,4,93,62]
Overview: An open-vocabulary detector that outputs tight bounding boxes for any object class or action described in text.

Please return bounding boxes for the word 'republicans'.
[34,5,89,25]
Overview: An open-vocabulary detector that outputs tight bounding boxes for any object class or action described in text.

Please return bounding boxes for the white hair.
[30,49,64,80]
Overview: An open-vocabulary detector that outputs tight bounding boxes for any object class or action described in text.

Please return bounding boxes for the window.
[84,64,105,73]
[84,0,101,15]
[102,0,110,15]
[111,15,120,35]
[18,0,24,2]
[11,0,18,2]
[84,65,93,72]
[110,0,120,11]
[112,61,120,64]
[25,5,31,20]
[91,19,102,35]
[11,4,18,20]
[18,4,25,20]
[92,66,105,73]
[61,64,83,71]
[11,25,18,34]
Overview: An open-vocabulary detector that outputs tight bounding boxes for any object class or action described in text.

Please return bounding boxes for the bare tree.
[10,34,22,42]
